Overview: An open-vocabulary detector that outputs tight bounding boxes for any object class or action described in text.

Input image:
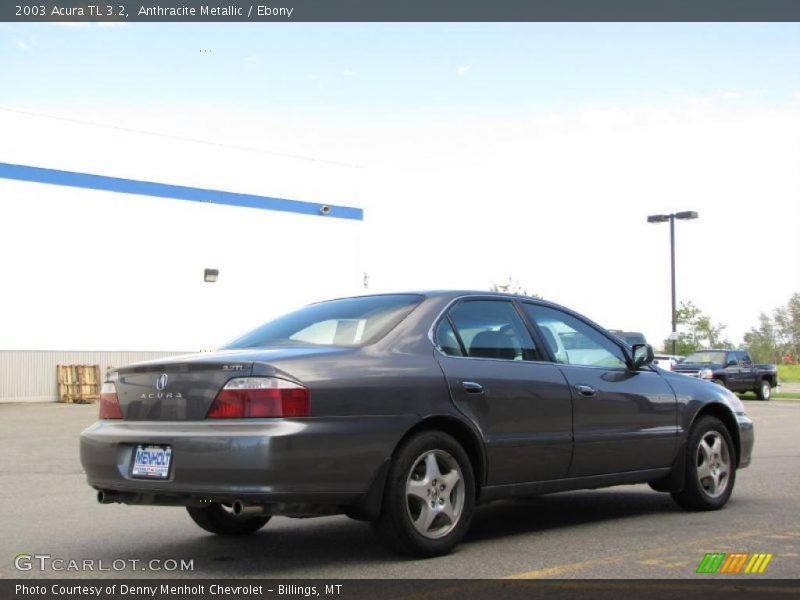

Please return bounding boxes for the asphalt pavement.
[1,399,798,580]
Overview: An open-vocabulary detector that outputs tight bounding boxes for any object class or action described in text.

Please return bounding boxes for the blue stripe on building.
[0,162,363,221]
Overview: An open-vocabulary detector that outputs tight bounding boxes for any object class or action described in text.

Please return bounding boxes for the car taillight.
[207,377,310,418]
[99,382,123,419]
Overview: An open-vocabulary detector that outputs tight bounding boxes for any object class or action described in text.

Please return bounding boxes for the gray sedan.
[80,292,754,557]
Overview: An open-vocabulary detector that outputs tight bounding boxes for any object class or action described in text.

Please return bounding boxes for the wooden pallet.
[56,364,101,403]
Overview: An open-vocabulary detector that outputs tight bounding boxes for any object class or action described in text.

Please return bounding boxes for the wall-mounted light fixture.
[204,268,219,283]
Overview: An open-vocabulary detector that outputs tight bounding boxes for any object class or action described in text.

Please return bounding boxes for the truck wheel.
[373,431,475,557]
[186,504,270,536]
[671,416,736,511]
[756,379,772,401]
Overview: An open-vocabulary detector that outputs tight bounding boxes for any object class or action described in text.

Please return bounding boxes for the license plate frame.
[131,444,172,479]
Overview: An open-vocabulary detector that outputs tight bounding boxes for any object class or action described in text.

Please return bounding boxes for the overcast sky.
[1,23,799,349]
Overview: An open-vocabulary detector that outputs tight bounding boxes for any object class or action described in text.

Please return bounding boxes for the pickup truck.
[672,349,779,400]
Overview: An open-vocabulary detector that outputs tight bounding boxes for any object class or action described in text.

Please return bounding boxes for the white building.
[0,110,364,401]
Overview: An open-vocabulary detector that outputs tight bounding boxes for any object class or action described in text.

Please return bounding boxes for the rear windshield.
[683,351,727,364]
[225,294,424,349]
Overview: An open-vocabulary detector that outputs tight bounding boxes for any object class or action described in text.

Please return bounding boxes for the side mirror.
[631,344,654,370]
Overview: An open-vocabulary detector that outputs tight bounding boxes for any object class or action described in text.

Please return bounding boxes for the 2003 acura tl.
[80,292,754,557]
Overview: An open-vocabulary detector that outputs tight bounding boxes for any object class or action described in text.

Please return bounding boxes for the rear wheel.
[186,504,270,536]
[671,416,736,511]
[373,431,475,557]
[756,379,772,401]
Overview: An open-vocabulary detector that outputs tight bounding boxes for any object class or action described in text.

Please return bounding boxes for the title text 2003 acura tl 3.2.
[80,292,754,557]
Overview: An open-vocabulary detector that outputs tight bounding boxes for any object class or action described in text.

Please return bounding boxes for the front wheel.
[373,431,475,558]
[756,379,772,401]
[186,504,270,536]
[671,416,736,511]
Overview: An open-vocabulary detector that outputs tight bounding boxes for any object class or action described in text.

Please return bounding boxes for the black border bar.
[4,579,800,600]
[4,0,800,22]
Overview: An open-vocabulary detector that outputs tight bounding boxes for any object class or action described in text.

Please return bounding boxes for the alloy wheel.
[696,431,731,498]
[405,449,465,539]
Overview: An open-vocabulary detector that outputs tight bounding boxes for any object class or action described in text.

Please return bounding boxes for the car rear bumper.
[737,414,754,469]
[80,416,416,505]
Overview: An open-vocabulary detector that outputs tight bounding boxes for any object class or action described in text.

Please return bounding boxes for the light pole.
[647,211,698,355]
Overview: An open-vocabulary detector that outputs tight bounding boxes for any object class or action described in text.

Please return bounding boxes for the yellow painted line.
[749,553,766,574]
[760,553,774,573]
[504,528,766,579]
[745,554,759,573]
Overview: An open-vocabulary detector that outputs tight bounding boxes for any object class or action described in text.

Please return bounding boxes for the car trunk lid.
[108,346,350,420]
[113,355,254,421]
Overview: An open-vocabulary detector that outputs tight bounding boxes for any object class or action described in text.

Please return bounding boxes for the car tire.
[186,504,270,536]
[755,379,772,401]
[373,431,475,558]
[671,415,736,511]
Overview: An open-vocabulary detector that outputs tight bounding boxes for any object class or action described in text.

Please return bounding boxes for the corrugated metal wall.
[0,350,191,403]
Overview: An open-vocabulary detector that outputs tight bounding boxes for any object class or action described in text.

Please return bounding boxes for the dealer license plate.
[131,445,172,479]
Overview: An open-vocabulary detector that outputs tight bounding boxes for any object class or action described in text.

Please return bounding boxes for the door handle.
[462,381,484,394]
[574,384,596,396]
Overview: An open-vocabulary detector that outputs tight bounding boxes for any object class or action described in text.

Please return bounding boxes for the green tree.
[662,301,730,354]
[773,293,800,361]
[743,313,780,364]
[741,293,800,364]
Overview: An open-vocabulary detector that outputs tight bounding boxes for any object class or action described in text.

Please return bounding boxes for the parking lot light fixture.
[647,211,699,354]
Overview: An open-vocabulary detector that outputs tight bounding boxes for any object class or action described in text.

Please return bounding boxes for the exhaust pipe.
[231,500,270,518]
[97,490,129,504]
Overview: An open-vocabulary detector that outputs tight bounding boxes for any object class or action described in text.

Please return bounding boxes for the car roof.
[310,289,586,317]
[315,289,554,304]
[392,290,581,312]
[311,290,616,335]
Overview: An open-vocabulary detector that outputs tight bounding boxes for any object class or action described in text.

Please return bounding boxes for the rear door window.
[446,300,539,361]
[435,319,465,357]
